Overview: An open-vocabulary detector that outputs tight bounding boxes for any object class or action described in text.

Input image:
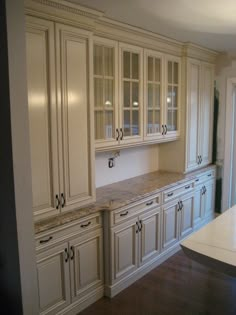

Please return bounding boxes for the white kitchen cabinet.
[186,59,214,172]
[26,16,95,220]
[35,215,103,315]
[162,193,194,250]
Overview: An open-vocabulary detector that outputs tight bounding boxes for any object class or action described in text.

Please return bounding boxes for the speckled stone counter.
[35,165,215,234]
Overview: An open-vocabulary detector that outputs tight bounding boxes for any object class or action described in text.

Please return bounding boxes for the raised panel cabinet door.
[204,180,215,219]
[194,185,204,227]
[26,16,60,220]
[36,243,70,315]
[186,60,201,171]
[162,200,179,250]
[199,63,214,167]
[139,207,161,266]
[56,24,95,212]
[179,194,194,239]
[144,49,164,141]
[93,36,119,149]
[69,229,103,303]
[119,43,143,144]
[111,218,138,281]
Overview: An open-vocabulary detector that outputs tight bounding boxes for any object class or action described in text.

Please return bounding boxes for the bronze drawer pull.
[80,221,91,228]
[39,236,53,244]
[195,179,199,182]
[146,201,153,206]
[208,174,212,177]
[185,185,190,189]
[167,192,173,197]
[120,211,128,217]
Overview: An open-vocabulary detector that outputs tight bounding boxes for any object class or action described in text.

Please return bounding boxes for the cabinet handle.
[136,222,139,234]
[180,201,183,210]
[200,156,202,164]
[116,128,119,141]
[70,246,74,260]
[139,220,143,232]
[80,221,91,228]
[61,193,65,208]
[167,192,173,197]
[120,211,128,217]
[208,174,212,177]
[197,155,200,165]
[146,201,153,206]
[195,178,199,182]
[55,194,60,209]
[165,124,168,135]
[65,248,69,263]
[185,185,190,190]
[177,201,180,212]
[39,236,53,244]
[161,125,164,135]
[204,186,207,194]
[120,128,124,140]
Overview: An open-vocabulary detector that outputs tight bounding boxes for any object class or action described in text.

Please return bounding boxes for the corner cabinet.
[185,59,214,172]
[26,16,95,220]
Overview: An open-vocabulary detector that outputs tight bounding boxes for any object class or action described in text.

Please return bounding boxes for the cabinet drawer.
[194,169,215,186]
[35,213,102,250]
[112,194,161,226]
[163,181,194,203]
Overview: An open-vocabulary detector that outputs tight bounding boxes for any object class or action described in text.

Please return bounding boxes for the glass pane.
[172,110,177,131]
[124,110,131,136]
[173,62,178,84]
[123,51,130,78]
[148,83,153,108]
[95,111,104,140]
[94,78,103,108]
[132,53,139,79]
[132,82,139,108]
[167,86,172,108]
[132,110,139,135]
[124,81,130,108]
[168,61,172,84]
[154,84,160,107]
[105,111,114,139]
[167,110,172,132]
[148,56,153,81]
[154,110,160,133]
[94,45,103,76]
[155,58,160,82]
[147,110,153,134]
[173,86,178,108]
[104,47,113,76]
[104,79,113,107]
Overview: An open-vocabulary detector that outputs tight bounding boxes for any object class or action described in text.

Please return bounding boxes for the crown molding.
[183,43,218,63]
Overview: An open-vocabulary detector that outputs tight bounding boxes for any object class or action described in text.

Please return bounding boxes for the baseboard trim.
[105,244,181,298]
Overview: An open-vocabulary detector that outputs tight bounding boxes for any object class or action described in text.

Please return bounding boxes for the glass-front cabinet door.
[93,37,118,149]
[165,56,180,137]
[144,49,164,141]
[119,43,143,144]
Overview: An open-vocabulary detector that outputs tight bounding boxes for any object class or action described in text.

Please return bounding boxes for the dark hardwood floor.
[80,250,236,315]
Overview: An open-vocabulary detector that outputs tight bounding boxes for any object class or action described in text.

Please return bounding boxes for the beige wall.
[95,145,159,187]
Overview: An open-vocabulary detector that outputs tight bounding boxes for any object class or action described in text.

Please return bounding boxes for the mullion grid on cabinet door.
[167,60,178,133]
[94,44,115,142]
[123,51,140,138]
[147,55,161,136]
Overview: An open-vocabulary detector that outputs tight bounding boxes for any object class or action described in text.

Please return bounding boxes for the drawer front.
[112,193,161,226]
[194,169,215,186]
[163,181,194,204]
[35,213,102,250]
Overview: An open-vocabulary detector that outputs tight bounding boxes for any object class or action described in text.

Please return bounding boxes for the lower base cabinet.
[36,215,103,315]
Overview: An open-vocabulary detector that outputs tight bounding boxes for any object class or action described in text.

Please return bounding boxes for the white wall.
[95,145,159,187]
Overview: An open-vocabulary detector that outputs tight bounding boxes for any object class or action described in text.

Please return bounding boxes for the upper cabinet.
[26,16,95,221]
[185,59,214,172]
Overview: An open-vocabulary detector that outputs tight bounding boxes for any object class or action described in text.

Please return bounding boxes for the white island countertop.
[181,206,236,277]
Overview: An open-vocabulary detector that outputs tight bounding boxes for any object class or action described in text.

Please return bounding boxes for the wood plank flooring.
[81,250,236,315]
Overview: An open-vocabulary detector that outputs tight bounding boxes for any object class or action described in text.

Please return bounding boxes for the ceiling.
[68,0,236,53]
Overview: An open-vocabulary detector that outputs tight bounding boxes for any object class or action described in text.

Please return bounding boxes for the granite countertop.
[35,165,215,234]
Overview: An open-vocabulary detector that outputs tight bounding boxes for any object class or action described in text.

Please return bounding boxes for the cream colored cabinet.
[26,16,95,220]
[186,59,214,172]
[162,193,194,250]
[36,216,103,315]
